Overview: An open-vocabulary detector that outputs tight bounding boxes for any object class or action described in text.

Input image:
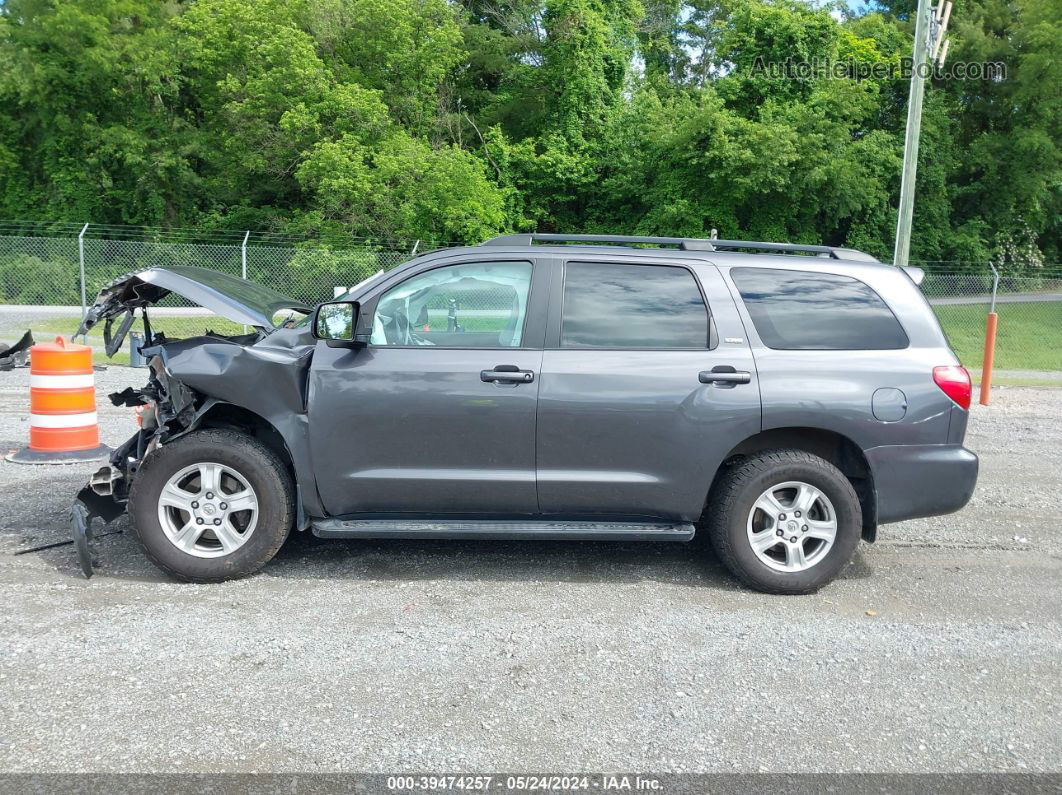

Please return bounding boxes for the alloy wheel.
[745,480,838,573]
[156,462,259,558]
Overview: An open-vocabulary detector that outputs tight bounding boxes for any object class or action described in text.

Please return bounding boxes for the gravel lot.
[0,365,1059,774]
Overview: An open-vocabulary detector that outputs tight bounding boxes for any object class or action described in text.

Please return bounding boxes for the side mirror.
[312,301,360,346]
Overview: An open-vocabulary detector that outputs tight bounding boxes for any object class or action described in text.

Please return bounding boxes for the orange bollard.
[979,312,998,406]
[6,336,111,464]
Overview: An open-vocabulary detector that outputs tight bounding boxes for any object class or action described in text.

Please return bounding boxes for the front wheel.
[705,449,862,594]
[128,429,294,582]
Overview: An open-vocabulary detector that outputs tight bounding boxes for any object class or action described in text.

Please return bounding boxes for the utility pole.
[893,0,952,267]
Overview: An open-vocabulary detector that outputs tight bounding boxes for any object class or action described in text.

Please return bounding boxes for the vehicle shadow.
[12,520,751,589]
[1,466,871,590]
[12,526,873,590]
[260,529,873,589]
[263,529,740,588]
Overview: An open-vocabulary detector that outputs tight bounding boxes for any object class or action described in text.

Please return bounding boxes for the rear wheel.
[705,449,861,594]
[128,429,294,582]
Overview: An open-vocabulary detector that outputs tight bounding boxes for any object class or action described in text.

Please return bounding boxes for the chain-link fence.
[921,270,1062,376]
[0,223,1059,375]
[0,224,428,359]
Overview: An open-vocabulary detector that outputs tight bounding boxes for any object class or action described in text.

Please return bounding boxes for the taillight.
[933,366,972,410]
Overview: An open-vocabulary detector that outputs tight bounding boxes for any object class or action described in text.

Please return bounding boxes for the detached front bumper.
[72,479,127,577]
[866,443,979,525]
[69,429,149,577]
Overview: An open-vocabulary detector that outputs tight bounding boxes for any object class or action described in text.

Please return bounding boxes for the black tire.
[705,449,861,594]
[128,428,295,582]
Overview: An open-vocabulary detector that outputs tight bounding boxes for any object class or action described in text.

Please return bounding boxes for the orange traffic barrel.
[6,336,111,464]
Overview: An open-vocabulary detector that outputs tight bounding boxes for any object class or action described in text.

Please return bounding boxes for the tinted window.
[731,268,908,350]
[371,261,532,348]
[561,262,709,348]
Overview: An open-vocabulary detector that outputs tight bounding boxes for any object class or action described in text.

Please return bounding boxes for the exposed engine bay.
[70,267,316,577]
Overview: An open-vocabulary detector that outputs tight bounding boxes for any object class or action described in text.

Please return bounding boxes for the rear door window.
[731,267,908,350]
[561,261,710,348]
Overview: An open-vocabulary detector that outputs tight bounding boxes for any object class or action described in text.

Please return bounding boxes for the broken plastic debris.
[0,330,34,370]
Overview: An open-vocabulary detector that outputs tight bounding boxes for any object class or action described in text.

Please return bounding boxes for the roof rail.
[480,233,879,262]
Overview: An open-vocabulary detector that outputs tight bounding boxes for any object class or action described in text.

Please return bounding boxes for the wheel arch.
[706,427,878,541]
[190,402,295,484]
[181,400,321,524]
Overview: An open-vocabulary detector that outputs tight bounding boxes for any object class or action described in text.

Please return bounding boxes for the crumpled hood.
[76,266,312,338]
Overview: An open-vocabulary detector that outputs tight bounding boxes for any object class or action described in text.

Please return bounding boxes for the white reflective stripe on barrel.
[29,411,99,429]
[30,374,96,389]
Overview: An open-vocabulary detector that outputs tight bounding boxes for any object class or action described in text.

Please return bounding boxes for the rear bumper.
[865,444,978,525]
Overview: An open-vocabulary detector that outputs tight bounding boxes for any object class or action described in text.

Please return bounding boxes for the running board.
[311,519,696,542]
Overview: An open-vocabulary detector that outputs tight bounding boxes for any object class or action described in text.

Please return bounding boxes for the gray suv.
[72,233,978,593]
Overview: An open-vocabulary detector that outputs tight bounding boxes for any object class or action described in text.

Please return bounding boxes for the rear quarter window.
[731,267,908,350]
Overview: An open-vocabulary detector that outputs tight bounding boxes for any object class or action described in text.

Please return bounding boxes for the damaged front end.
[72,357,197,576]
[71,267,315,577]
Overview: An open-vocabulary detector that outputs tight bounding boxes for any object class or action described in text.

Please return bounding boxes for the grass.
[933,301,1062,372]
[983,376,1062,388]
[32,310,506,339]
[32,313,246,340]
[94,351,131,366]
[13,303,1062,378]
[26,314,246,366]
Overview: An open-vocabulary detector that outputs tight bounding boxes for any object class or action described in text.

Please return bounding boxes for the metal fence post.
[77,223,89,318]
[241,230,250,333]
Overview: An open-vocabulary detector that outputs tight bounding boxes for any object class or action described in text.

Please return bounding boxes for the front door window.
[370,261,533,348]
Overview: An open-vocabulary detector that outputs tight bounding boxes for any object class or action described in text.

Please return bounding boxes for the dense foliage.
[0,0,1058,266]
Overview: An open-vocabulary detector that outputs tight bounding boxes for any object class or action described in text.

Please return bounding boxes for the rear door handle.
[481,365,535,384]
[699,367,751,385]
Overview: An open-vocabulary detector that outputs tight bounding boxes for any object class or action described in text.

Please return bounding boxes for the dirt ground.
[1,366,1059,773]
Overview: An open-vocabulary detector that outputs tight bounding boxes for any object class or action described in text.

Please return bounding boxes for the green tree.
[0,0,191,224]
[0,0,1058,263]
[944,0,1061,266]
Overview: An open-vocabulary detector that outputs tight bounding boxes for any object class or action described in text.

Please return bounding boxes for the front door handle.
[699,367,751,385]
[481,365,535,384]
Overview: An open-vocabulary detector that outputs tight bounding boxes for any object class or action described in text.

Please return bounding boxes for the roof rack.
[481,233,879,262]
